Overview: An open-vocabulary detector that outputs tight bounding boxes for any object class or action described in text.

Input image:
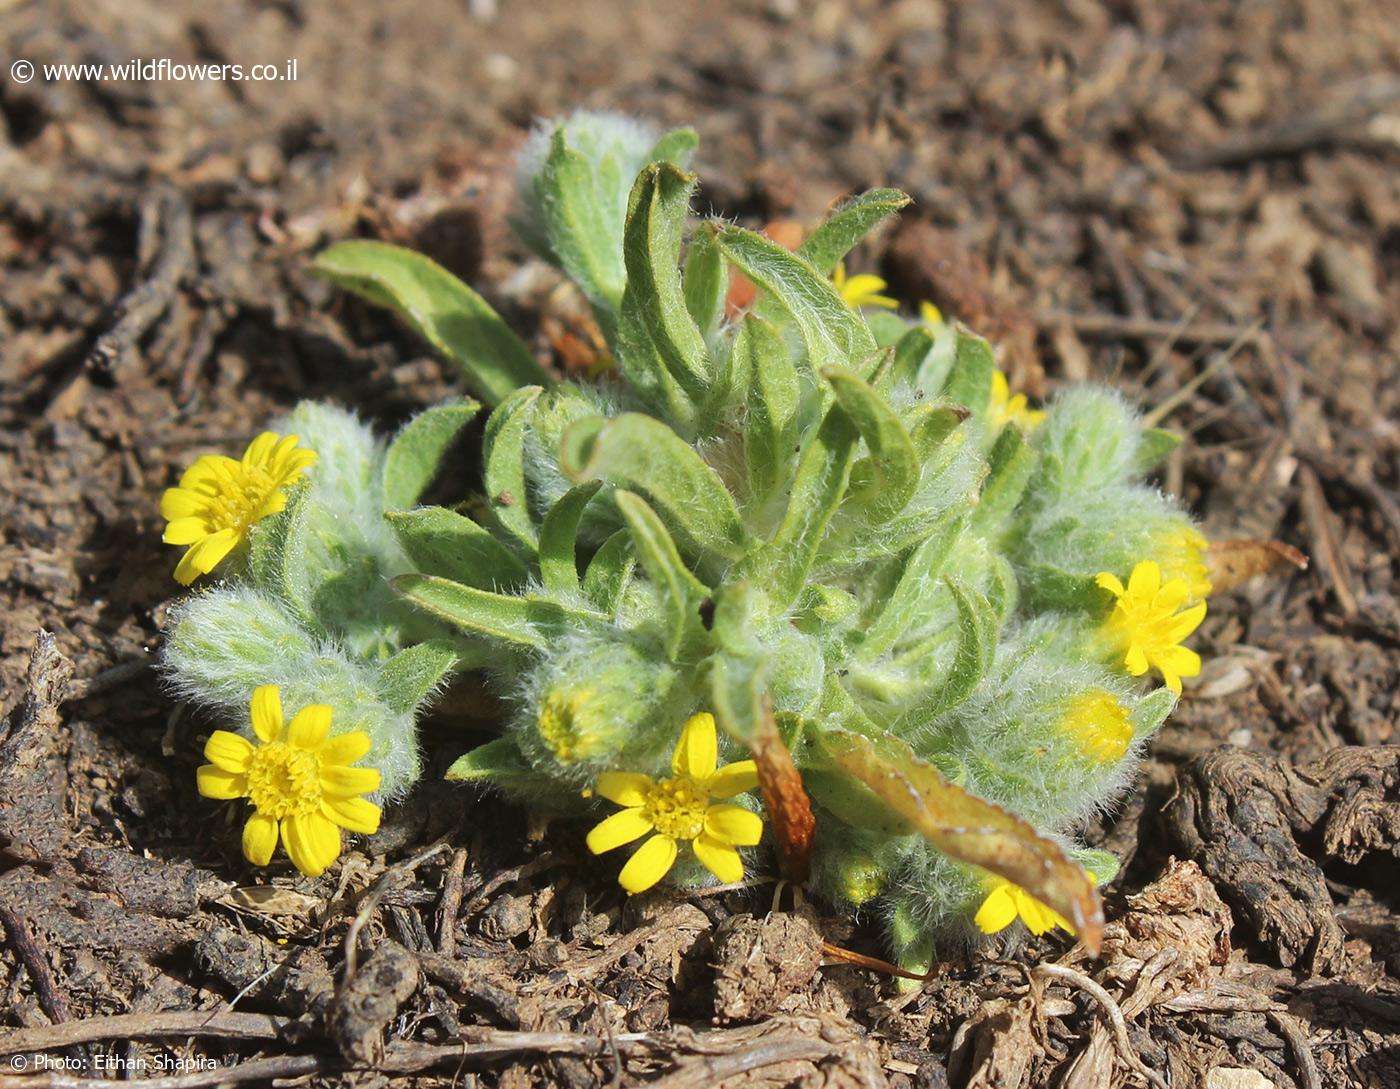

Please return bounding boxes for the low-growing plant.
[162,110,1215,967]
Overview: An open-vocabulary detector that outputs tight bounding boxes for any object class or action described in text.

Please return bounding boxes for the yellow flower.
[1061,690,1133,763]
[832,262,899,310]
[975,873,1095,937]
[989,369,1045,430]
[161,432,317,585]
[197,685,381,877]
[919,300,945,327]
[586,712,763,893]
[1154,526,1212,602]
[538,688,600,763]
[1095,560,1207,695]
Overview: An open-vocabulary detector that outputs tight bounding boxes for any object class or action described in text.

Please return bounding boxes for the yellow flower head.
[989,369,1045,430]
[161,432,317,585]
[538,688,600,763]
[1061,689,1133,763]
[975,874,1092,937]
[1096,560,1207,695]
[832,262,899,310]
[586,712,763,894]
[919,300,945,327]
[197,685,381,877]
[1154,526,1212,602]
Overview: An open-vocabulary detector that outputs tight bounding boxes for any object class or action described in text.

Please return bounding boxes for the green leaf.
[536,128,626,319]
[385,507,528,591]
[907,403,968,461]
[717,226,878,377]
[1131,687,1177,740]
[561,413,749,564]
[617,162,712,431]
[538,483,602,598]
[821,728,1104,951]
[797,188,911,276]
[582,529,635,617]
[943,327,996,412]
[445,736,532,782]
[393,574,595,648]
[857,514,967,661]
[707,650,766,746]
[382,400,481,511]
[825,365,919,522]
[903,577,996,722]
[683,222,726,339]
[614,490,708,660]
[247,481,320,633]
[890,325,935,385]
[803,769,912,836]
[311,241,549,405]
[482,386,543,552]
[375,640,461,715]
[972,423,1037,531]
[1134,427,1183,474]
[737,315,800,508]
[741,403,859,609]
[647,126,700,167]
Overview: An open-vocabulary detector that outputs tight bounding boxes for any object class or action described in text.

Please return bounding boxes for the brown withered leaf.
[824,730,1103,954]
[1206,538,1308,595]
[751,694,815,884]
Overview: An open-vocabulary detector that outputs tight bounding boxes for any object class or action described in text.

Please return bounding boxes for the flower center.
[246,741,322,819]
[643,775,709,841]
[538,689,597,763]
[205,464,280,534]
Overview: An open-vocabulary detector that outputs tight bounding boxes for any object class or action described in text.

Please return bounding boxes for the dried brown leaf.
[1206,538,1308,595]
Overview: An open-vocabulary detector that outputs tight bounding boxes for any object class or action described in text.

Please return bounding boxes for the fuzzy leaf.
[582,530,635,617]
[393,574,595,648]
[375,640,461,715]
[943,328,996,412]
[797,189,911,276]
[615,490,708,659]
[1133,427,1182,473]
[803,769,912,837]
[683,222,726,339]
[1131,687,1177,740]
[717,226,878,376]
[826,365,919,522]
[445,736,532,782]
[536,128,626,318]
[538,483,602,598]
[858,514,967,661]
[382,400,481,511]
[822,728,1104,953]
[482,386,543,551]
[738,315,800,508]
[386,507,528,591]
[742,404,859,610]
[647,126,700,168]
[890,325,935,385]
[617,162,712,430]
[312,241,548,405]
[972,423,1037,531]
[247,481,321,633]
[561,413,749,563]
[908,404,969,461]
[905,577,996,722]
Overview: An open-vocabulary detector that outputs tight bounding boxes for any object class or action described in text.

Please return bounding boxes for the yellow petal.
[250,685,283,743]
[196,764,247,800]
[704,804,763,847]
[242,432,280,469]
[282,812,341,877]
[160,486,204,520]
[1163,602,1207,643]
[1013,889,1055,935]
[287,704,332,750]
[672,712,718,780]
[321,796,381,835]
[320,731,373,767]
[204,730,255,774]
[173,547,202,586]
[617,834,678,894]
[586,807,654,854]
[320,765,381,798]
[242,813,279,866]
[1094,572,1125,597]
[920,300,944,326]
[692,833,744,883]
[252,490,289,521]
[1124,643,1150,676]
[182,527,240,576]
[162,517,210,545]
[991,369,1010,406]
[1156,645,1202,680]
[974,885,1017,934]
[595,772,653,807]
[1153,579,1191,612]
[1162,669,1183,696]
[707,759,759,798]
[1127,560,1161,599]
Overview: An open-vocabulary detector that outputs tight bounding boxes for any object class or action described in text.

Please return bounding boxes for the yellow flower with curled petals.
[1096,560,1207,695]
[989,369,1045,430]
[975,875,1092,937]
[587,712,763,893]
[197,685,381,877]
[832,262,898,310]
[1061,690,1133,764]
[161,432,316,585]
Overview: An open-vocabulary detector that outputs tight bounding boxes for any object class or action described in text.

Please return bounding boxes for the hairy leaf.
[797,189,912,276]
[738,315,800,509]
[538,483,602,598]
[943,328,996,412]
[972,423,1037,531]
[375,640,461,715]
[826,365,919,522]
[581,529,635,617]
[482,386,543,551]
[614,489,708,659]
[393,574,596,648]
[382,400,480,511]
[386,507,528,591]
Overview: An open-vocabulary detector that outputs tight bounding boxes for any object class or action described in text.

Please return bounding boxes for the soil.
[3,1,1400,1087]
